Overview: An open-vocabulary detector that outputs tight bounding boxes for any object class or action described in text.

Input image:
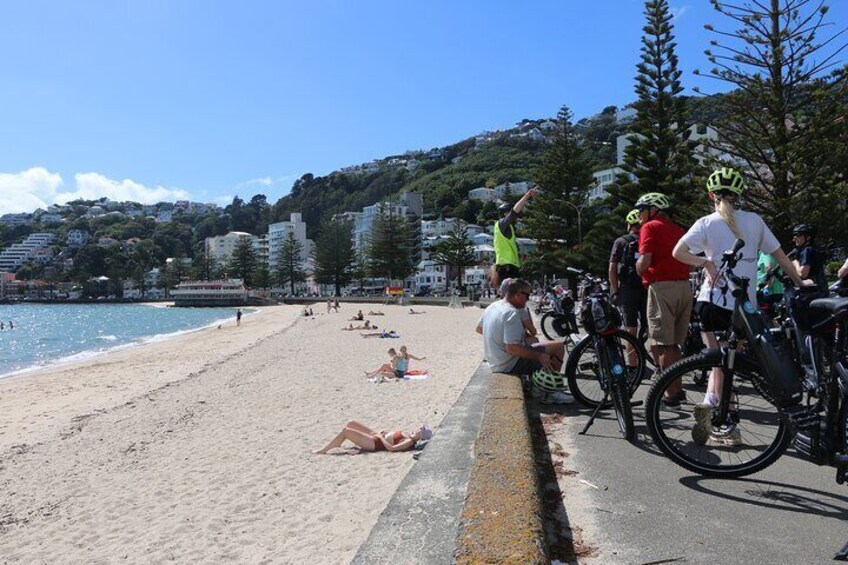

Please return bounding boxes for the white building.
[421,218,463,238]
[413,260,447,291]
[590,166,633,200]
[352,193,423,251]
[268,213,313,271]
[616,124,724,166]
[205,232,262,266]
[0,233,56,272]
[66,229,90,247]
[493,181,534,199]
[0,213,33,226]
[468,187,496,203]
[616,107,637,124]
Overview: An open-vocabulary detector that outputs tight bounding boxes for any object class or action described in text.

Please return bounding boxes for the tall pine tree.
[274,232,306,295]
[368,203,414,283]
[429,222,477,292]
[576,0,700,274]
[697,0,848,241]
[524,105,595,277]
[312,219,356,297]
[226,236,258,287]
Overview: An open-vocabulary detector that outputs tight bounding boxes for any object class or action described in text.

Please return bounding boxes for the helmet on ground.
[793,223,816,237]
[634,192,670,210]
[706,167,745,196]
[625,209,641,225]
[531,370,567,393]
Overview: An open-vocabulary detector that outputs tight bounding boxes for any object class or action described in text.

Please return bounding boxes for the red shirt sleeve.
[639,221,655,255]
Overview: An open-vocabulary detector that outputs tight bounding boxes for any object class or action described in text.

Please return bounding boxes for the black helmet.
[498,202,513,215]
[792,224,816,237]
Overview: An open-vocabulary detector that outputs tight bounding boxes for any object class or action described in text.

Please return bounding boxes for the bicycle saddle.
[809,296,848,316]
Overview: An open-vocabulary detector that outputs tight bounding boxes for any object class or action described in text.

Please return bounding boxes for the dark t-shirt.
[798,245,827,288]
[497,211,518,239]
[610,234,642,290]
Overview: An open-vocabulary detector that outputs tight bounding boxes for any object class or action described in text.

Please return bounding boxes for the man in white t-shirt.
[476,279,572,403]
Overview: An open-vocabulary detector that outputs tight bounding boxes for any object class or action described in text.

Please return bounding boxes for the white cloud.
[61,172,190,205]
[0,167,64,214]
[0,167,191,215]
[235,174,300,193]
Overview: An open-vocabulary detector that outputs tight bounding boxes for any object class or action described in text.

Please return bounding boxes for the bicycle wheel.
[645,351,790,478]
[540,312,568,340]
[565,330,646,408]
[603,338,635,441]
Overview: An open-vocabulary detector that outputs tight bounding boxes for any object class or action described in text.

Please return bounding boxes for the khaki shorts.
[646,280,692,346]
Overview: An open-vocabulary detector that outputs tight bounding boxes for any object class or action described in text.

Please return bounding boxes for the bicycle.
[564,267,647,441]
[643,239,848,560]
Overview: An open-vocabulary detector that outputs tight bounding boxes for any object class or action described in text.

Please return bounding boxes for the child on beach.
[313,421,433,454]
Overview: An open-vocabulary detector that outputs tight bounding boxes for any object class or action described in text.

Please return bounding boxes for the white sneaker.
[710,424,742,446]
[541,391,574,405]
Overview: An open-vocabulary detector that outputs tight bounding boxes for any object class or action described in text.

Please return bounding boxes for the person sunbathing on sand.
[409,308,426,314]
[314,421,433,454]
[343,321,378,331]
[367,310,385,316]
[361,330,399,338]
[365,348,402,379]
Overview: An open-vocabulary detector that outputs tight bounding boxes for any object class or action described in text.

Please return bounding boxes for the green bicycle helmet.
[531,370,567,393]
[706,167,745,196]
[634,192,670,210]
[626,209,641,225]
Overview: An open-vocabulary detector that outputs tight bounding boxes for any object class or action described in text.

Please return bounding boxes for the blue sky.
[1,1,845,215]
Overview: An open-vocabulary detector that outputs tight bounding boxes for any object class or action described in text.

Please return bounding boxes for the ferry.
[171,279,249,307]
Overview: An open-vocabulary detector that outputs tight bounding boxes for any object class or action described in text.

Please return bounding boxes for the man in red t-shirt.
[634,192,692,405]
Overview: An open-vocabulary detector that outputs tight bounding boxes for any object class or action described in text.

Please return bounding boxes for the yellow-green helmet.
[634,192,670,210]
[626,209,641,226]
[531,370,567,392]
[706,167,745,196]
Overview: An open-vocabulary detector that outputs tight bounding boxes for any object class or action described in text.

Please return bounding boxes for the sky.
[1,0,846,215]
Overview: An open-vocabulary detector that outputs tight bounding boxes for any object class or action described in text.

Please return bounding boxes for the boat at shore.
[170,279,249,307]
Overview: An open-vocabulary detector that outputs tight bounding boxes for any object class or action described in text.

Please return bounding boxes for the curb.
[454,372,547,564]
[351,362,490,565]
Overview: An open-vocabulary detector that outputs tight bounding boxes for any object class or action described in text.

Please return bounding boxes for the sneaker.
[661,390,686,408]
[541,391,575,405]
[692,403,714,446]
[710,424,742,446]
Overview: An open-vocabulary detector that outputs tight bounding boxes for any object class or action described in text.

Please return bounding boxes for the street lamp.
[565,188,590,245]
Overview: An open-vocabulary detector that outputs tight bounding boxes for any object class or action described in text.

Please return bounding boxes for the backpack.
[617,234,641,288]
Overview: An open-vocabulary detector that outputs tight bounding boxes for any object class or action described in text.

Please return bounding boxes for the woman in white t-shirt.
[672,167,804,446]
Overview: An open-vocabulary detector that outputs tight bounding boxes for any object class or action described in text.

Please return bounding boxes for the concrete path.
[544,383,848,564]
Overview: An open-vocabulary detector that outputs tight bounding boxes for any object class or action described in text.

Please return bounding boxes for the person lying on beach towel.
[361,330,399,338]
[367,310,385,316]
[408,308,426,314]
[313,421,433,454]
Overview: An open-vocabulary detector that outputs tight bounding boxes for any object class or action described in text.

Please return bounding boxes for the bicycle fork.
[579,336,638,435]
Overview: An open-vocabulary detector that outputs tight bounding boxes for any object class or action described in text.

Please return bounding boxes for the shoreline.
[0,304,257,380]
[0,302,484,563]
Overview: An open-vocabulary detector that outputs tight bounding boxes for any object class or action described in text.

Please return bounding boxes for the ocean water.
[0,303,243,378]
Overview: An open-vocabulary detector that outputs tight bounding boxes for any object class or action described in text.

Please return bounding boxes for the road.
[538,381,848,565]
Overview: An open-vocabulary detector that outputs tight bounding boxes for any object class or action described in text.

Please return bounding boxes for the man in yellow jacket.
[493,186,539,290]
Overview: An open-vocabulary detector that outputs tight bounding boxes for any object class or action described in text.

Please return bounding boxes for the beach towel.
[400,370,430,380]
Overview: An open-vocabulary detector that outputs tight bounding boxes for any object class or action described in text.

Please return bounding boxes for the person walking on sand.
[7,320,12,330]
[314,421,433,454]
[236,308,243,326]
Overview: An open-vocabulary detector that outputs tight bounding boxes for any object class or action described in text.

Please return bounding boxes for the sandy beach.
[0,302,484,564]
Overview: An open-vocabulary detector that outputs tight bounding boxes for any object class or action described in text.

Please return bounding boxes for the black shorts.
[496,264,521,283]
[695,301,732,332]
[618,287,647,328]
[505,343,548,375]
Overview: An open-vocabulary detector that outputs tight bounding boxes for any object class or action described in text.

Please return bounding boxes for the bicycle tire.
[645,351,790,478]
[540,312,568,341]
[565,330,646,408]
[604,339,635,441]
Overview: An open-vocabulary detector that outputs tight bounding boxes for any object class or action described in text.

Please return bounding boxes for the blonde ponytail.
[716,196,742,239]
